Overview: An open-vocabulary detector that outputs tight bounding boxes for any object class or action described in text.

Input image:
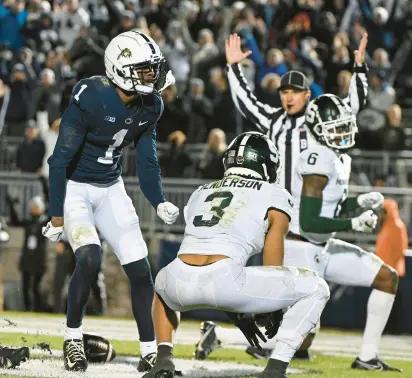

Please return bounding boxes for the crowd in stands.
[0,0,412,181]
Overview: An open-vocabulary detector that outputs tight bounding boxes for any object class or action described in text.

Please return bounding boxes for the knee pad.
[75,244,102,275]
[123,258,153,284]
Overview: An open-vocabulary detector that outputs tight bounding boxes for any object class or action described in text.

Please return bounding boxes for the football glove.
[357,192,384,210]
[351,210,378,233]
[225,312,267,350]
[157,202,179,225]
[42,221,64,242]
[254,309,284,339]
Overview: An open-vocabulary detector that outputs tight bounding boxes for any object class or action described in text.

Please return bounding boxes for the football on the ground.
[83,333,116,363]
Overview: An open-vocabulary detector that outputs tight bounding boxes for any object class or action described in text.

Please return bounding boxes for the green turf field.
[0,312,410,377]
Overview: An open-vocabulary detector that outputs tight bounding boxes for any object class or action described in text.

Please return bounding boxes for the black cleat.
[194,321,221,360]
[351,356,402,372]
[138,352,157,372]
[245,346,271,360]
[142,358,176,378]
[257,370,286,378]
[0,346,30,368]
[63,339,88,372]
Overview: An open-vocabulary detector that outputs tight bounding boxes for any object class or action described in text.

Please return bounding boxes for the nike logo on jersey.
[139,121,148,126]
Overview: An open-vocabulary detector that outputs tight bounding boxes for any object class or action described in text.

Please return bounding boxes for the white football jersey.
[290,145,351,244]
[179,175,293,266]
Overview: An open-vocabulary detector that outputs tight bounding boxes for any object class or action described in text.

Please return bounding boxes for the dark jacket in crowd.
[16,136,45,173]
[7,198,48,273]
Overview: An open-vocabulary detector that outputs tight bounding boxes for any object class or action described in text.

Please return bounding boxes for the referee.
[225,33,369,193]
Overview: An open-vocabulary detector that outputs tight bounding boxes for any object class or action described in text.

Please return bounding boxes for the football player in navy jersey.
[42,31,179,372]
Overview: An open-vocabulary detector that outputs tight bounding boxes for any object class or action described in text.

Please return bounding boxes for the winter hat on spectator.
[232,1,246,11]
[190,78,204,89]
[40,68,56,82]
[278,71,309,91]
[12,63,25,74]
[26,120,37,129]
[40,0,51,12]
[29,196,46,214]
[122,10,136,21]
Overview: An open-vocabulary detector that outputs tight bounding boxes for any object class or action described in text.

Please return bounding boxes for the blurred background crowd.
[1,0,412,182]
[0,0,412,316]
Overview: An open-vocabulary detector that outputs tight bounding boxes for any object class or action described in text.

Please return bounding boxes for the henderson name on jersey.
[180,175,293,267]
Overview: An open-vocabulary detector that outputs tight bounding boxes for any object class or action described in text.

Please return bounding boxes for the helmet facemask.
[314,114,358,150]
[122,56,166,95]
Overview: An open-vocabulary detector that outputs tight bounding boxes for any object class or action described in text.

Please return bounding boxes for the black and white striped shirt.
[227,63,368,193]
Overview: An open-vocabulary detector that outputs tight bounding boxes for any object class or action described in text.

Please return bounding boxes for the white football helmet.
[104,30,175,95]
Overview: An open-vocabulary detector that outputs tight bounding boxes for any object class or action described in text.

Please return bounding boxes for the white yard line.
[1,315,412,365]
[0,355,305,378]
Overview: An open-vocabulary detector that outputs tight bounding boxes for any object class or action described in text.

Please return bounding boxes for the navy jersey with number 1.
[48,76,166,217]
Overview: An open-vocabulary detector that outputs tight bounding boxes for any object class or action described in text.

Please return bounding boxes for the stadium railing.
[2,139,412,186]
[1,172,412,245]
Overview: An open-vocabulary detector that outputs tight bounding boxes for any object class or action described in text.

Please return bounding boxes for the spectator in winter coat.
[16,121,45,173]
[7,194,48,312]
[197,128,226,180]
[0,0,28,51]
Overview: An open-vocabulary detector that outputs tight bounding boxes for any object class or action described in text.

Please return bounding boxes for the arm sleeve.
[300,196,352,233]
[135,126,166,209]
[342,63,368,115]
[47,103,88,216]
[243,31,265,68]
[226,63,281,134]
[339,196,360,214]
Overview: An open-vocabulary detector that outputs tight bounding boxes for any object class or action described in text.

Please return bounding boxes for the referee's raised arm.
[225,34,282,134]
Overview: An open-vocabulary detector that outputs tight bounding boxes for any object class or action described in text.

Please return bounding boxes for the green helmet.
[305,94,358,150]
[223,131,281,183]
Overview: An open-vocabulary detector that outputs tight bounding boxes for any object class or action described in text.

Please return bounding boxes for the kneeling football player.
[143,132,330,378]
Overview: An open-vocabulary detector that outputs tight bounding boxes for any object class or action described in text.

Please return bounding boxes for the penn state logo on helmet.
[104,31,175,95]
[305,94,358,150]
[223,131,281,183]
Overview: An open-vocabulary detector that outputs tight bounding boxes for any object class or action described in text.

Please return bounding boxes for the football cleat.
[194,321,221,360]
[138,352,157,372]
[351,356,402,371]
[257,370,286,378]
[245,346,271,360]
[63,339,88,371]
[0,346,30,368]
[142,358,175,378]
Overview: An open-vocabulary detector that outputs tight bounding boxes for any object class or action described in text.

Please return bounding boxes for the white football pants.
[64,179,148,265]
[284,238,384,286]
[155,257,330,362]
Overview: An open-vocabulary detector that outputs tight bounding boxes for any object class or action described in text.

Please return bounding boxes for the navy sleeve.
[48,103,88,217]
[135,126,166,209]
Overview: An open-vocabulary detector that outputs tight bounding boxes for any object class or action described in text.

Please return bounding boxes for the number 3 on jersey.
[193,191,233,227]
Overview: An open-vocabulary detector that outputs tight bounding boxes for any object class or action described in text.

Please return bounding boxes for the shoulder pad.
[297,145,336,179]
[268,184,293,221]
[142,93,164,120]
[71,77,106,115]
